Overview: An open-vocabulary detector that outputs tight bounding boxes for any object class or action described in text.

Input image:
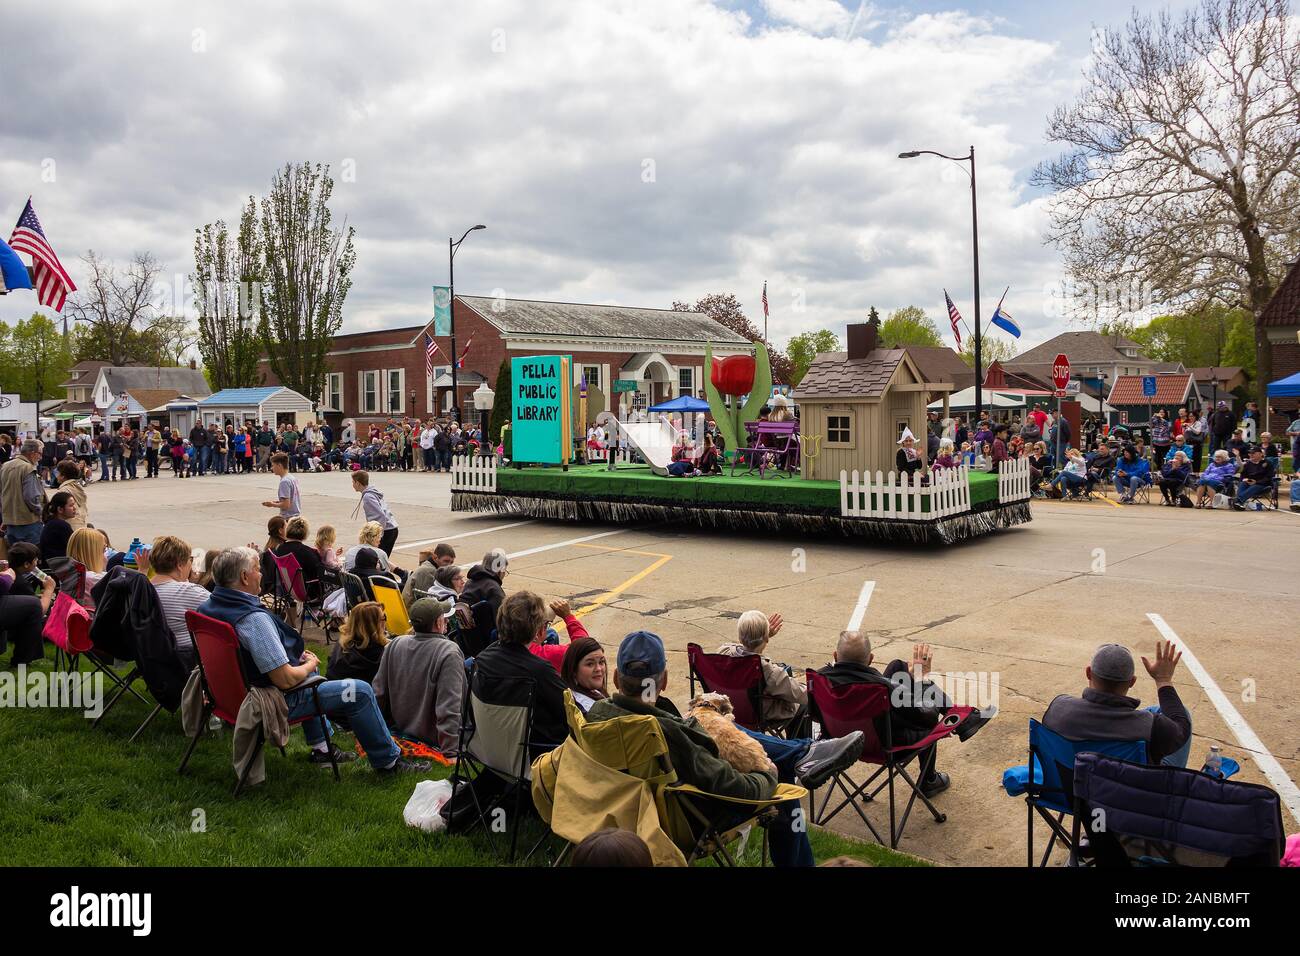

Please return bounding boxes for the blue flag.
[0,236,34,293]
[990,287,1020,338]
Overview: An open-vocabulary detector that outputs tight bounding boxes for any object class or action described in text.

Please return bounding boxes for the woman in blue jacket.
[1114,445,1151,503]
[1195,449,1238,507]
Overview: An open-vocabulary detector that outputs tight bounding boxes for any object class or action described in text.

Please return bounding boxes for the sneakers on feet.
[954,705,997,742]
[794,731,865,789]
[920,771,951,797]
[376,757,433,775]
[308,744,359,766]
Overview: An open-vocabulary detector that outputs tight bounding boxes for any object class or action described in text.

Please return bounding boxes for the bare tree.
[64,250,167,366]
[258,162,355,404]
[194,198,265,389]
[1035,0,1300,406]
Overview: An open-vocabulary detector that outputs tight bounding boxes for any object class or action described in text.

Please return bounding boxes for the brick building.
[257,295,752,425]
[1260,258,1300,431]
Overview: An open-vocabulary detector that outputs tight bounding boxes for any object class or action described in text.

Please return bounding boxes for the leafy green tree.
[880,306,943,348]
[194,198,265,389]
[1125,307,1257,378]
[960,336,1017,367]
[6,313,73,399]
[786,329,840,386]
[258,162,356,404]
[672,292,795,384]
[489,358,512,456]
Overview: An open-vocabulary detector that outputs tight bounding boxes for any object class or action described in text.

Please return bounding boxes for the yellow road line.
[567,542,674,618]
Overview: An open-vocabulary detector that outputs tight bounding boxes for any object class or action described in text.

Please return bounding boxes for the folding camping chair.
[1023,719,1145,867]
[177,610,339,796]
[1071,751,1286,867]
[447,669,545,863]
[57,600,154,721]
[368,576,412,636]
[341,570,370,610]
[805,669,973,849]
[541,691,808,867]
[270,551,336,642]
[686,642,766,733]
[45,557,87,673]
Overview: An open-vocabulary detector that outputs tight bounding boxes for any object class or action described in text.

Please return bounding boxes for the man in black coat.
[1209,401,1236,453]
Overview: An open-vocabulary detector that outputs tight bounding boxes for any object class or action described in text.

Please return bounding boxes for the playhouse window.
[827,414,852,446]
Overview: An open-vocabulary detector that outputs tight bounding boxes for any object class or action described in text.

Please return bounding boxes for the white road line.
[1147,613,1300,823]
[846,580,876,631]
[397,521,535,550]
[506,528,630,562]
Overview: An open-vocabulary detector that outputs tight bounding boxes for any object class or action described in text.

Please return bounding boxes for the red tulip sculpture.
[704,340,772,458]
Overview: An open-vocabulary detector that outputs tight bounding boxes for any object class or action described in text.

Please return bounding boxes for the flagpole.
[969,145,983,425]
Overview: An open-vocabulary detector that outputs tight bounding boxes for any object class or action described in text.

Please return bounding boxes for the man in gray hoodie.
[372,597,465,754]
[351,469,398,555]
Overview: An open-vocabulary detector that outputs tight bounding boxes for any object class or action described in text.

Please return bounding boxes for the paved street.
[89,468,1300,865]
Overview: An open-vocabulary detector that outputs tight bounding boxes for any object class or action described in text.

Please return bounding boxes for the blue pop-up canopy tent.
[1266,371,1300,398]
[648,394,711,413]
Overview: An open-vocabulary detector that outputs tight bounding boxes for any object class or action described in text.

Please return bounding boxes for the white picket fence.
[451,454,497,493]
[840,465,971,520]
[998,456,1032,503]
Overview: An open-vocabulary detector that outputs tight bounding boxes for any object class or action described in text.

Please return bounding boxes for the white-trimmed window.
[827,413,853,447]
[325,373,343,412]
[386,368,404,414]
[678,366,694,396]
[582,365,602,392]
[360,370,379,414]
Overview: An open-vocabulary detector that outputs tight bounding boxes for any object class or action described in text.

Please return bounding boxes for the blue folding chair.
[1025,720,1146,867]
[1073,752,1285,867]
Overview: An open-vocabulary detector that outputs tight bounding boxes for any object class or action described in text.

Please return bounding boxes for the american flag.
[424,333,441,378]
[944,289,963,350]
[456,335,473,369]
[761,281,769,320]
[9,199,75,312]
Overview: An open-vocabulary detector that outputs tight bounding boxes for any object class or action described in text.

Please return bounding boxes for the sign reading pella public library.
[511,355,572,464]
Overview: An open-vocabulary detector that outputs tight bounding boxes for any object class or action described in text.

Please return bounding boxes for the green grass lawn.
[0,647,926,868]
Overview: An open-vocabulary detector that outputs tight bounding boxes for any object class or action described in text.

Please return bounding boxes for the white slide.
[604,416,680,476]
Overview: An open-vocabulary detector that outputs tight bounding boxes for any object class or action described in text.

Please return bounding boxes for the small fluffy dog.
[686,693,777,775]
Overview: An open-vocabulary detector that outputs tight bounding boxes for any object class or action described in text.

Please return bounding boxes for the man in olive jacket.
[586,630,863,867]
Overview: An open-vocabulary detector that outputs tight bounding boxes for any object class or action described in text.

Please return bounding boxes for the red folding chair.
[806,669,973,848]
[177,610,339,796]
[269,550,336,642]
[686,642,766,732]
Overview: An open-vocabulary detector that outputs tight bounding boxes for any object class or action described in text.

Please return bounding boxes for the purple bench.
[734,420,799,478]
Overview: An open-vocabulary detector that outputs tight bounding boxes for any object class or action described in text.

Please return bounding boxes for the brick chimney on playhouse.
[846,309,881,360]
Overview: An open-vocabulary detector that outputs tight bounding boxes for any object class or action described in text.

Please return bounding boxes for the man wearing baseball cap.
[586,630,865,867]
[372,598,465,756]
[1043,640,1192,767]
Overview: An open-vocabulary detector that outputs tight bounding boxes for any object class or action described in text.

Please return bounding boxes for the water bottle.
[1204,745,1222,777]
[128,537,143,559]
[208,714,224,733]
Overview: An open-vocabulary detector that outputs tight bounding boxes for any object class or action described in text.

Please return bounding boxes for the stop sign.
[1052,353,1070,390]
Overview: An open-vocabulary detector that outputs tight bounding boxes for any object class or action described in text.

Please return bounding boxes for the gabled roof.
[123,388,182,413]
[1107,372,1196,406]
[1261,260,1300,328]
[1012,331,1154,366]
[796,349,908,399]
[101,366,212,399]
[201,387,287,404]
[1189,366,1245,382]
[456,295,751,344]
[904,346,974,390]
[60,360,110,389]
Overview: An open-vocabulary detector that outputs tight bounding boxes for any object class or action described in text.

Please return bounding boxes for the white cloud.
[762,0,854,35]
[0,0,1085,357]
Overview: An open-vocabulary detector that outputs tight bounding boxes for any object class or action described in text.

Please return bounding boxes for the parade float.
[450,321,1032,544]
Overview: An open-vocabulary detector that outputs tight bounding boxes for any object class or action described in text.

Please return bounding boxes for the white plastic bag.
[1212,493,1231,510]
[323,587,347,618]
[403,779,455,832]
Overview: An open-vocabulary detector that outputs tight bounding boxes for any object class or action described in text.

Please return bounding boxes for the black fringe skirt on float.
[451,492,1032,545]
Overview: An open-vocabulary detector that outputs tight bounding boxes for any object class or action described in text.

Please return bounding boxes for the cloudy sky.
[0,0,1195,355]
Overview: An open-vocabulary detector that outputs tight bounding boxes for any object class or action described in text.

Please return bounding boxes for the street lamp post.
[448,223,487,424]
[899,146,982,423]
[472,382,495,458]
